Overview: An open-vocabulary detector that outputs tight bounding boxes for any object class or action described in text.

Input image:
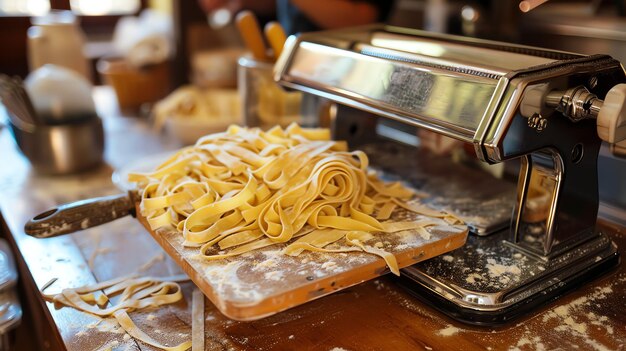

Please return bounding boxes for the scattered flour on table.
[442,255,454,263]
[329,348,350,351]
[537,283,616,351]
[465,273,483,284]
[322,261,338,271]
[96,340,119,351]
[508,335,546,351]
[205,261,263,303]
[256,259,278,269]
[486,258,521,276]
[437,325,460,336]
[373,280,385,290]
[252,250,282,271]
[394,244,410,250]
[85,318,123,334]
[587,312,613,335]
[485,258,521,285]
[264,270,283,281]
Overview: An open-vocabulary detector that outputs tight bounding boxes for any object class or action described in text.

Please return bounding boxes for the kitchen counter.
[0,87,625,351]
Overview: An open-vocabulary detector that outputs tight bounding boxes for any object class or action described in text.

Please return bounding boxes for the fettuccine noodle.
[129,124,462,275]
[43,275,192,351]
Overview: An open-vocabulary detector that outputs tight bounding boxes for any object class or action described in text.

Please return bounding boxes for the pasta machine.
[274,25,626,325]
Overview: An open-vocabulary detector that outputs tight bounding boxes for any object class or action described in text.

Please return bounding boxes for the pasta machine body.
[275,25,625,325]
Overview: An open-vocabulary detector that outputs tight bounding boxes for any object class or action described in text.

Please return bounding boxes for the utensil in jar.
[519,0,549,12]
[24,191,140,238]
[235,10,270,61]
[264,21,287,60]
[0,74,39,131]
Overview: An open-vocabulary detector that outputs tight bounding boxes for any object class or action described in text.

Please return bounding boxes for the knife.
[24,190,140,238]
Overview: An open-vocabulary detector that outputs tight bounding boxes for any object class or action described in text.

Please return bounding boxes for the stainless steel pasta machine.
[274,25,626,325]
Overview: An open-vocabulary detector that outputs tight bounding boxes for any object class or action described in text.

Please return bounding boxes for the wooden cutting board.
[137,204,468,321]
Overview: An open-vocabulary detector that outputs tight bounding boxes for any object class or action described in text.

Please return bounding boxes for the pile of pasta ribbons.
[129,124,462,275]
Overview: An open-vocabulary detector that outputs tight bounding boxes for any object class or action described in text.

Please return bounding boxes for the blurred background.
[2,0,626,86]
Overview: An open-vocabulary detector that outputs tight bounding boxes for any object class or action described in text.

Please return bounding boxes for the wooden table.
[1,87,625,351]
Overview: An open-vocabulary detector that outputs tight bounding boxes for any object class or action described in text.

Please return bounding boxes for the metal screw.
[588,76,598,89]
[528,113,547,132]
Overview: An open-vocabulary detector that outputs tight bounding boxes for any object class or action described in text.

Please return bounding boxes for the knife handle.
[264,21,287,60]
[236,10,269,61]
[24,193,135,238]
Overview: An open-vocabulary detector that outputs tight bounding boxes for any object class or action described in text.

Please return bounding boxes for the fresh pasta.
[128,124,462,275]
[42,275,192,351]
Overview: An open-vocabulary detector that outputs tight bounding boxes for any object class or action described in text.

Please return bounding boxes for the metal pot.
[8,115,105,175]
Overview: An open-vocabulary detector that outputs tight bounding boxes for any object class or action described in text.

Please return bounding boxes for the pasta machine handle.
[597,84,626,156]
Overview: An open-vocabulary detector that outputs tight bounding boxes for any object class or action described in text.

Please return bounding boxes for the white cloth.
[25,64,96,123]
[112,9,173,68]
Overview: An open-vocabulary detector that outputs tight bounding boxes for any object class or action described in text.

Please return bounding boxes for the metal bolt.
[538,118,547,131]
[588,77,598,89]
[528,113,547,132]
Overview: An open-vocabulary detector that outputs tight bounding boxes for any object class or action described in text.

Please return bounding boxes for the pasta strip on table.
[43,275,192,351]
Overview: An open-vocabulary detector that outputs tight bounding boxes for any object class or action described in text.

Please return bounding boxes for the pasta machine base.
[399,228,619,325]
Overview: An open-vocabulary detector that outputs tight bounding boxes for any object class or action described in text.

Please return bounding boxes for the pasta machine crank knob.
[597,84,626,146]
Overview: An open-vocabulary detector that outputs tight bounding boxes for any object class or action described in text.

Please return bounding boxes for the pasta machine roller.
[274,25,625,325]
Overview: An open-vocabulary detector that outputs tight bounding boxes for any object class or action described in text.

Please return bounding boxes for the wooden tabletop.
[1,87,625,351]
